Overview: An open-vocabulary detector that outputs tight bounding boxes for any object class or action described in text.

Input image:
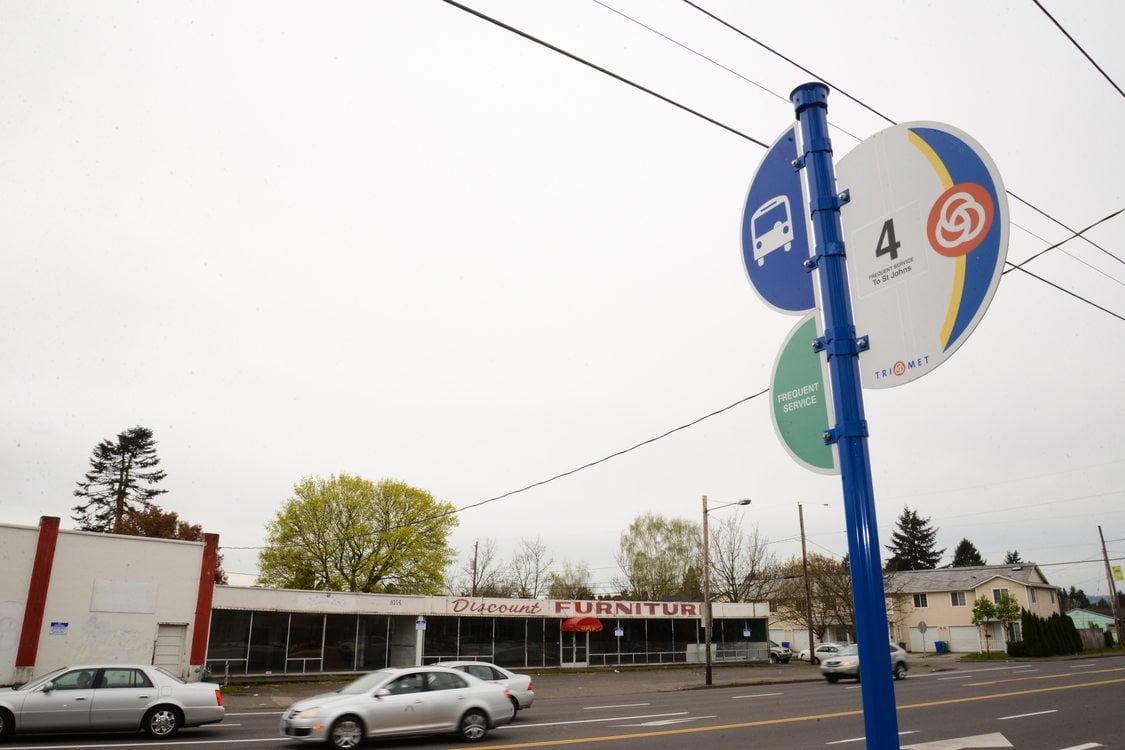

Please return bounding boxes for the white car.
[0,664,224,740]
[798,642,844,665]
[280,666,513,747]
[439,660,534,718]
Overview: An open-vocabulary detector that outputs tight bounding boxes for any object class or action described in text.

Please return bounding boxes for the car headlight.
[295,707,322,719]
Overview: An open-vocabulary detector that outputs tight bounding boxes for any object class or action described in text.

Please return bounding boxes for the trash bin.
[934,640,947,654]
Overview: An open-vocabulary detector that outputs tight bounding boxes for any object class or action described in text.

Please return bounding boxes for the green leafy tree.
[72,426,168,533]
[884,506,945,571]
[258,474,457,594]
[1058,585,1091,610]
[950,538,987,567]
[995,592,1021,641]
[972,596,998,653]
[614,513,701,600]
[547,561,595,599]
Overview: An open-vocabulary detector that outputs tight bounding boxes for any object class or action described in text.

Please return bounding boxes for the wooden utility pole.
[1098,526,1123,648]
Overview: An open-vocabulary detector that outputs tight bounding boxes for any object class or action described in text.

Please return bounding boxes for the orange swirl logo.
[926,182,994,258]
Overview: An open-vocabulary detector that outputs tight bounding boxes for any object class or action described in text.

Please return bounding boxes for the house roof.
[888,564,1051,594]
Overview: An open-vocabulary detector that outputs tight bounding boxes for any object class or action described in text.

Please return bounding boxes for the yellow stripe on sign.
[908,129,963,350]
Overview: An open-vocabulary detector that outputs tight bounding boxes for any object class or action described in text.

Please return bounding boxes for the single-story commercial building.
[2,517,771,684]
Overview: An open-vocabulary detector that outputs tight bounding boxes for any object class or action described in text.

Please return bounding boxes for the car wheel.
[509,697,520,721]
[769,653,779,664]
[329,716,364,750]
[458,709,489,742]
[825,674,839,683]
[812,657,820,665]
[142,706,182,739]
[894,662,908,680]
[0,708,13,738]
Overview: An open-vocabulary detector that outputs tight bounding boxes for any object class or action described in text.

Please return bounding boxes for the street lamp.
[703,495,751,686]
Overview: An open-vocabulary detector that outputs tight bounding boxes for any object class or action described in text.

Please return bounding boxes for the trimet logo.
[927,182,994,258]
[873,355,932,382]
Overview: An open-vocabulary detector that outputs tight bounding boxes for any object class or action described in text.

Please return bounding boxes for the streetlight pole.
[703,495,751,686]
[799,503,815,659]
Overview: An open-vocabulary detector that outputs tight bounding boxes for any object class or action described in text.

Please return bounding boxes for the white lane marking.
[901,732,1012,749]
[939,674,970,680]
[828,731,918,745]
[514,711,689,728]
[1056,743,1104,749]
[731,692,784,699]
[584,702,649,710]
[616,716,714,727]
[998,709,1058,720]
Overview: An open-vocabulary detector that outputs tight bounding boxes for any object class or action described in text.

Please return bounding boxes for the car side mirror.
[42,681,55,693]
[374,689,391,699]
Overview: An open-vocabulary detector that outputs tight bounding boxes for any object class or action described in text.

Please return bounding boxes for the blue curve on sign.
[910,127,1004,351]
[740,126,815,314]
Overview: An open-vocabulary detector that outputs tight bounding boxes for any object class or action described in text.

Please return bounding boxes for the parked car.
[768,640,792,664]
[439,660,534,718]
[798,642,844,665]
[820,642,909,683]
[0,664,224,740]
[280,666,513,747]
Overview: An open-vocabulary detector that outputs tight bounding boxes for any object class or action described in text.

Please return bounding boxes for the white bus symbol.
[751,195,793,266]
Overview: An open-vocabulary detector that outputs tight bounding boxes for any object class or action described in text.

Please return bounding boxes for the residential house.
[1065,607,1119,646]
[887,564,1060,653]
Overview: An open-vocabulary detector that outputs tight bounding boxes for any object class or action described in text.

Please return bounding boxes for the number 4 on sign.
[876,218,901,261]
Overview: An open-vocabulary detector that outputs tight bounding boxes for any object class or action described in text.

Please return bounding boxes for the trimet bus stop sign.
[836,122,1008,389]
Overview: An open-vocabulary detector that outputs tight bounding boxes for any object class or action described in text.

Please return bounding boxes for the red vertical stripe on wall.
[190,533,219,665]
[16,516,61,668]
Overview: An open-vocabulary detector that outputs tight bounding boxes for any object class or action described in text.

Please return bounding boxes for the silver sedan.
[280,666,513,748]
[0,664,224,740]
[440,660,535,718]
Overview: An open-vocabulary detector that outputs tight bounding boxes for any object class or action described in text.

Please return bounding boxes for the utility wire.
[220,390,770,551]
[439,0,767,147]
[1032,0,1125,99]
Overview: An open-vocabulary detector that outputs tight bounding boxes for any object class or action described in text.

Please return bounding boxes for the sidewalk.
[221,654,961,711]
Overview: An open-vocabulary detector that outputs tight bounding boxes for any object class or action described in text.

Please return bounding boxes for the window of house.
[913,593,928,608]
[950,591,966,607]
[1029,588,1037,603]
[992,588,1009,603]
[1050,589,1056,604]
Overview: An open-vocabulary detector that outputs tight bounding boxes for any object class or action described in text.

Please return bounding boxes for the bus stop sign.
[741,125,815,314]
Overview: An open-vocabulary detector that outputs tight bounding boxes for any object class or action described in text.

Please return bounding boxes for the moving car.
[821,643,909,683]
[439,660,534,718]
[280,666,513,747]
[0,664,224,740]
[798,642,844,665]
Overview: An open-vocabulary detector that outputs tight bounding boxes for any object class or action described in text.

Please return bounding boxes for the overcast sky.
[2,1,1122,600]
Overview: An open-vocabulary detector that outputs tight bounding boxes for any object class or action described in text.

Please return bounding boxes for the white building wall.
[0,523,40,680]
[0,521,208,684]
[32,530,204,672]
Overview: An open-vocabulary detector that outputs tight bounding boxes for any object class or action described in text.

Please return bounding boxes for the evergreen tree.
[72,426,168,533]
[1003,549,1023,564]
[950,538,986,567]
[884,506,945,571]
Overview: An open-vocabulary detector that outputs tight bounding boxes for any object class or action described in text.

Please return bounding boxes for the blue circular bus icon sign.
[741,125,815,314]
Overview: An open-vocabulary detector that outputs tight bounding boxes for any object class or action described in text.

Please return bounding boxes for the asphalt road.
[4,655,1123,749]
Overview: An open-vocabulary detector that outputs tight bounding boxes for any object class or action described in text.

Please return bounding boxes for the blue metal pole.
[790,82,900,749]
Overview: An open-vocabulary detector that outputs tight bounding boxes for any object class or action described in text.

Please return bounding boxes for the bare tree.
[453,539,512,597]
[510,537,553,598]
[709,514,780,602]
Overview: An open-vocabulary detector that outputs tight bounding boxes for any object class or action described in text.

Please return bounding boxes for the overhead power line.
[439,0,767,147]
[1032,0,1125,99]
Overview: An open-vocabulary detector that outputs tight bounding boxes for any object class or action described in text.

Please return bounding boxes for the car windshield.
[837,644,859,657]
[15,667,69,691]
[340,670,396,694]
